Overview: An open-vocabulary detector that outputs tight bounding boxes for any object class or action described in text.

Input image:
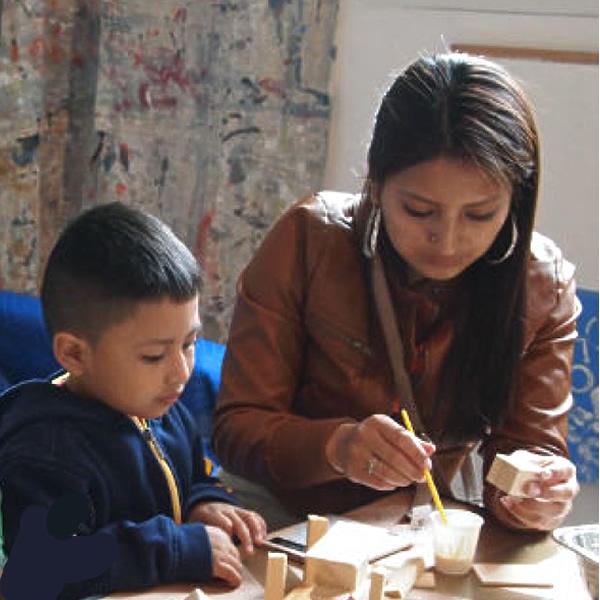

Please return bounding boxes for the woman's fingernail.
[541,469,552,480]
[528,483,541,497]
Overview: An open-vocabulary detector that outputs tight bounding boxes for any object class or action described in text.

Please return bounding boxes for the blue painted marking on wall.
[569,288,599,483]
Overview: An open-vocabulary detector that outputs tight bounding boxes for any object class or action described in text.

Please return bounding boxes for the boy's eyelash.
[142,355,164,363]
[140,336,197,362]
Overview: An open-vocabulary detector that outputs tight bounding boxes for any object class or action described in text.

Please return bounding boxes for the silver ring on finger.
[367,456,379,477]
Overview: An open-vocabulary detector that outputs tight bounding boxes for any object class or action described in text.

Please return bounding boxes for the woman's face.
[376,156,512,281]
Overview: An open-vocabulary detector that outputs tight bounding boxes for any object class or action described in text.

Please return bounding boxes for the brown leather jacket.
[213,192,580,528]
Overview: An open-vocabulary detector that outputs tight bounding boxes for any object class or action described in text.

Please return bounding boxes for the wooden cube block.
[265,551,288,600]
[415,571,435,588]
[283,585,314,599]
[369,568,386,600]
[304,521,370,593]
[486,452,541,497]
[307,514,329,549]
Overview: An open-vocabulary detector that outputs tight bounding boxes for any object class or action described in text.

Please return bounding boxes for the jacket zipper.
[313,316,372,356]
[131,416,182,525]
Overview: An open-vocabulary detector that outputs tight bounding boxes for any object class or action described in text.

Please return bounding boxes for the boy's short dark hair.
[41,201,200,341]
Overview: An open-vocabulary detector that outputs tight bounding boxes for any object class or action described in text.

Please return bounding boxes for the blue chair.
[0,290,226,471]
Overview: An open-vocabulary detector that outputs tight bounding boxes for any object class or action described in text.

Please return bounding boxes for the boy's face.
[69,295,200,419]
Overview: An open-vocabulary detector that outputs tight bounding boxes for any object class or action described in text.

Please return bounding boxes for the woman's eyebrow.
[399,189,502,207]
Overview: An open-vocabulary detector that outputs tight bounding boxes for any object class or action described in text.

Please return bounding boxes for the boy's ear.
[53,332,92,377]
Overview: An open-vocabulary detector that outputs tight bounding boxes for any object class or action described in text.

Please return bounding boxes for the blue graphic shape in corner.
[0,493,116,600]
[569,287,599,483]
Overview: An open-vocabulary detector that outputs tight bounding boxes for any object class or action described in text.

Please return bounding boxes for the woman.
[213,52,580,532]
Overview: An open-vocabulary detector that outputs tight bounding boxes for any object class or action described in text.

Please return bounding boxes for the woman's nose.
[431,220,459,254]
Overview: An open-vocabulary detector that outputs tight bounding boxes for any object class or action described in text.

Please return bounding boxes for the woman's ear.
[369,179,381,206]
[53,332,91,377]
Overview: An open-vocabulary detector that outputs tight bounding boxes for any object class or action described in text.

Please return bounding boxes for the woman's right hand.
[325,414,435,490]
[205,525,243,587]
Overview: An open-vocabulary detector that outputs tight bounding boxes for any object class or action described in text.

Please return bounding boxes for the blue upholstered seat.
[0,290,225,472]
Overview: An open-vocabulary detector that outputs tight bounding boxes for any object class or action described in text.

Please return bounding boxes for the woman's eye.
[466,211,497,222]
[141,355,164,364]
[403,204,434,218]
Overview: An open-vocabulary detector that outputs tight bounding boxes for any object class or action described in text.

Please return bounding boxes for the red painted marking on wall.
[48,42,63,63]
[152,96,178,108]
[72,53,85,69]
[115,183,127,196]
[174,7,187,23]
[28,38,44,58]
[136,48,192,92]
[259,77,286,98]
[10,39,19,62]
[194,212,214,258]
[115,98,133,112]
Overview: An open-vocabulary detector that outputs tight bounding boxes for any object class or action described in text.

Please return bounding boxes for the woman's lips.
[425,255,462,269]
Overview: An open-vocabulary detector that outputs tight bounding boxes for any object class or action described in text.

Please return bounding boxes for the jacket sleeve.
[212,197,353,490]
[1,458,214,598]
[481,255,581,530]
[185,407,239,511]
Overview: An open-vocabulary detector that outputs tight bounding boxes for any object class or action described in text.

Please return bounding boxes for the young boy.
[0,202,266,598]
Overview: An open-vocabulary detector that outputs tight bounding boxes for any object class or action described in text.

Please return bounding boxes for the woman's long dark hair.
[367,53,539,434]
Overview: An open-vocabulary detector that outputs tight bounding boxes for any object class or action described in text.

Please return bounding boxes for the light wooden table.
[108,491,592,600]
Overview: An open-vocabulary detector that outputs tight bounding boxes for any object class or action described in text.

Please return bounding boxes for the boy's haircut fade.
[41,201,200,342]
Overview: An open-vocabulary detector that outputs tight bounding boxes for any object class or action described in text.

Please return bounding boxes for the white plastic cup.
[430,509,484,575]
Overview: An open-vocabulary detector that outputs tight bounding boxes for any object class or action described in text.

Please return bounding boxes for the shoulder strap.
[371,253,426,434]
[371,253,434,520]
[371,253,484,508]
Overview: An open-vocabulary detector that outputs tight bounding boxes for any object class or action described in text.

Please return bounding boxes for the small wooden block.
[265,551,288,600]
[486,453,541,497]
[305,522,370,592]
[284,585,314,599]
[184,590,210,600]
[473,563,554,587]
[307,514,330,549]
[382,560,423,599]
[414,571,435,588]
[369,568,386,600]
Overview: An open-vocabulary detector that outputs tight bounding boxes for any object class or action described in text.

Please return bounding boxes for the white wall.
[324,1,599,289]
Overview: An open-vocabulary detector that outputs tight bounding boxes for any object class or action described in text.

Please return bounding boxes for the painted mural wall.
[0,0,339,341]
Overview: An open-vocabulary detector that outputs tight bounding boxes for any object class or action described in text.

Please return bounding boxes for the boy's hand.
[205,525,243,587]
[188,502,267,554]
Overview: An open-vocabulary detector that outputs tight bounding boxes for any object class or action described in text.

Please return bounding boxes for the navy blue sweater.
[0,376,237,598]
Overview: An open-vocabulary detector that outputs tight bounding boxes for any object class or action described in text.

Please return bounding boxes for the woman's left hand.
[499,450,579,531]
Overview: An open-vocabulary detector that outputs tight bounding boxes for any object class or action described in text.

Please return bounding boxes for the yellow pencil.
[400,409,448,525]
